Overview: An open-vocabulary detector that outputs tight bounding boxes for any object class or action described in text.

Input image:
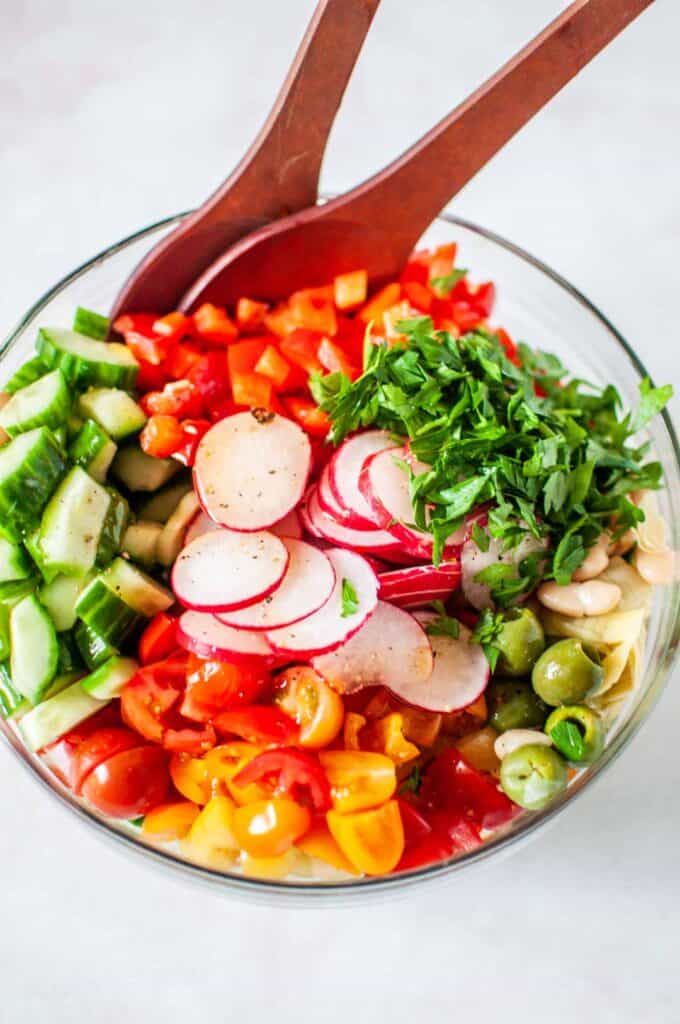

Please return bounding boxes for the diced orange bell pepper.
[236,297,269,332]
[193,303,239,345]
[153,312,192,343]
[283,396,330,438]
[343,712,367,751]
[231,370,274,410]
[279,329,324,375]
[402,280,433,313]
[317,337,359,379]
[254,344,294,389]
[357,282,401,324]
[327,800,404,875]
[361,713,420,765]
[297,820,360,874]
[232,798,311,858]
[142,800,200,841]
[140,414,185,458]
[319,750,396,813]
[169,753,212,805]
[333,270,367,310]
[183,794,239,868]
[289,290,338,336]
[428,242,458,281]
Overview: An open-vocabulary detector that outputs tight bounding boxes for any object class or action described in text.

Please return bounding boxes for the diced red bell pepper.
[114,313,169,366]
[470,281,496,318]
[139,613,178,666]
[236,297,269,332]
[231,371,274,410]
[397,797,432,849]
[213,706,299,746]
[166,341,205,379]
[233,747,331,812]
[357,282,401,324]
[400,250,431,287]
[172,419,211,467]
[279,329,324,376]
[193,303,239,345]
[153,312,193,344]
[283,396,330,438]
[254,345,295,389]
[495,327,519,366]
[289,290,338,336]
[451,302,481,332]
[264,304,298,338]
[140,415,186,458]
[135,360,170,392]
[227,337,268,378]
[333,270,367,311]
[419,748,516,831]
[317,337,359,379]
[187,351,230,409]
[428,243,458,281]
[141,380,204,418]
[402,281,433,313]
[396,831,458,872]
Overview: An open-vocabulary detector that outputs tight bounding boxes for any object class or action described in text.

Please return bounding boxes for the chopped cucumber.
[0,535,32,583]
[82,655,138,700]
[69,420,117,483]
[57,632,84,673]
[38,466,111,577]
[121,521,163,567]
[0,577,37,607]
[24,531,60,584]
[10,593,59,704]
[74,620,118,670]
[0,662,29,719]
[0,369,70,438]
[78,389,146,441]
[101,558,173,616]
[157,491,200,566]
[43,669,85,702]
[112,444,178,492]
[75,557,172,648]
[72,307,110,341]
[0,605,9,661]
[37,327,139,390]
[4,356,48,395]
[0,427,66,541]
[66,413,84,439]
[19,679,108,752]
[39,573,92,631]
[53,426,68,449]
[137,477,192,522]
[96,488,130,566]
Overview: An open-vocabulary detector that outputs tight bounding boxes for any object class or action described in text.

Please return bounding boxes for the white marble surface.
[1,2,679,1021]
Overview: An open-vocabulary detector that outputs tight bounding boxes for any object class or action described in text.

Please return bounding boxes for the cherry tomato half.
[81,746,169,818]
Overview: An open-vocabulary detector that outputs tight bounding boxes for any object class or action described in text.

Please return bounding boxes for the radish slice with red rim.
[461,529,549,610]
[378,561,461,608]
[216,538,335,631]
[177,611,278,665]
[184,510,218,547]
[270,507,303,540]
[403,611,490,711]
[194,411,311,531]
[317,464,352,522]
[312,601,433,695]
[328,430,394,528]
[266,547,378,658]
[304,486,404,557]
[172,529,289,612]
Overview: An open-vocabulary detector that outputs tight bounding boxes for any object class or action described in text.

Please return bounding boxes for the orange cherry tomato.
[232,798,311,858]
[142,800,200,840]
[274,666,343,749]
[183,794,239,868]
[296,820,359,875]
[343,712,367,751]
[361,713,420,765]
[204,742,267,806]
[169,752,212,805]
[327,801,405,875]
[319,750,396,813]
[139,613,178,666]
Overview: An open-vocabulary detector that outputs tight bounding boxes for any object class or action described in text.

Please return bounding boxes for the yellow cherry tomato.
[232,798,311,858]
[296,820,359,875]
[343,712,367,751]
[204,742,267,805]
[361,713,420,765]
[169,753,212,805]
[274,666,344,749]
[240,848,308,880]
[327,801,404,875]
[142,800,200,841]
[319,750,396,813]
[183,794,239,869]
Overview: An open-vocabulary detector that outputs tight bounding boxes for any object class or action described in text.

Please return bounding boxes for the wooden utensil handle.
[347,0,653,232]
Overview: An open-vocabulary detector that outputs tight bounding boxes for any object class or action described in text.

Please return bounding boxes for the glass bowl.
[1,211,678,902]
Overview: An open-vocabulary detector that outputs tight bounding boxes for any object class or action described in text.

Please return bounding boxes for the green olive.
[487,680,549,733]
[500,743,569,810]
[545,704,605,763]
[494,607,545,677]
[531,638,604,707]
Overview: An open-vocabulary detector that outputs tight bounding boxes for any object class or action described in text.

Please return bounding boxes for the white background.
[1,2,678,1020]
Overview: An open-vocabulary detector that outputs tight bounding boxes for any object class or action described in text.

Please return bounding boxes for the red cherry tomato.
[72,728,144,794]
[42,705,123,788]
[214,706,299,746]
[81,746,169,818]
[181,655,269,722]
[139,613,178,666]
[232,747,331,812]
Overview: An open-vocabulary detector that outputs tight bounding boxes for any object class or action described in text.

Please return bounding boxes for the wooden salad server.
[181,0,654,309]
[110,0,381,320]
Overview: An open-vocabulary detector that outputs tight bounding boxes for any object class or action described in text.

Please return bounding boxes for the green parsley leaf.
[550,720,586,761]
[399,764,422,794]
[471,521,490,552]
[425,602,460,639]
[430,267,468,297]
[471,608,505,670]
[341,578,359,618]
[631,377,673,433]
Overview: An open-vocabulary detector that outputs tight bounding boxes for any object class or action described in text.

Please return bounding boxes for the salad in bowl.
[0,223,676,887]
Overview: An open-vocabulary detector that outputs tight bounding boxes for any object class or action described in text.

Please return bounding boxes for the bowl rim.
[2,209,679,899]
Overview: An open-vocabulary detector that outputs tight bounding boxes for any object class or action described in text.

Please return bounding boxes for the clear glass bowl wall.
[1,211,678,902]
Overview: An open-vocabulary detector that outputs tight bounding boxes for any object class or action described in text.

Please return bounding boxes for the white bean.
[494,729,552,761]
[537,579,622,617]
[573,534,610,582]
[633,546,676,586]
[608,529,636,557]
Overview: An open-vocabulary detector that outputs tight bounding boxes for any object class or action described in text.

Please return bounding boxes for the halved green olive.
[545,704,605,763]
[494,607,545,677]
[531,638,604,707]
[487,680,549,733]
[500,743,569,810]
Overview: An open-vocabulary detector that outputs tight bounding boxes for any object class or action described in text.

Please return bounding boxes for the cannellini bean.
[608,529,636,557]
[537,579,622,618]
[633,545,676,586]
[494,729,552,761]
[573,534,610,582]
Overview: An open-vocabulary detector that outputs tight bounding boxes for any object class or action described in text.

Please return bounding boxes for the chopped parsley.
[550,720,586,761]
[471,608,505,671]
[425,600,460,639]
[311,318,671,601]
[399,764,422,795]
[430,267,468,297]
[341,578,359,618]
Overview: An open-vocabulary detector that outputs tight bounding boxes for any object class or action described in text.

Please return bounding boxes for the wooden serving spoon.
[181,0,654,310]
[110,0,381,320]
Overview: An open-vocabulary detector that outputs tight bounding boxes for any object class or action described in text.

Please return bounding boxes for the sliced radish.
[359,447,465,559]
[194,411,311,531]
[186,506,303,547]
[402,612,490,711]
[317,464,351,522]
[328,430,394,528]
[461,530,549,610]
[178,611,278,664]
[216,538,335,631]
[312,601,433,696]
[378,561,461,608]
[266,548,378,658]
[184,510,219,546]
[172,529,289,612]
[304,485,404,557]
[270,507,303,540]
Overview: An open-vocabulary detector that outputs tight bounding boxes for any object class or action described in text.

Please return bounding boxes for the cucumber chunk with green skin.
[0,536,32,583]
[69,420,117,483]
[96,488,130,566]
[101,558,174,616]
[78,389,146,441]
[39,573,92,632]
[137,477,192,522]
[24,531,60,584]
[0,369,70,438]
[75,576,143,649]
[112,445,179,493]
[0,427,67,541]
[37,327,139,390]
[57,632,84,673]
[0,662,29,719]
[42,669,86,702]
[81,655,138,700]
[52,426,68,449]
[72,307,110,341]
[38,466,111,577]
[121,521,163,567]
[66,414,84,440]
[74,620,118,670]
[19,679,108,752]
[4,356,48,395]
[0,577,38,607]
[10,593,59,703]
